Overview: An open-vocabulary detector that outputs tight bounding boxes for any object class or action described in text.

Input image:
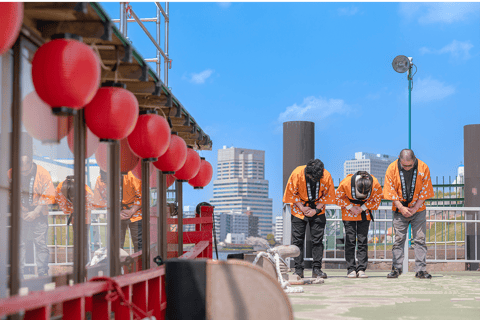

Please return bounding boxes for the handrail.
[0,266,166,318]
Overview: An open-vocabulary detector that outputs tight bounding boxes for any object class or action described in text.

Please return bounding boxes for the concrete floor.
[288,270,480,320]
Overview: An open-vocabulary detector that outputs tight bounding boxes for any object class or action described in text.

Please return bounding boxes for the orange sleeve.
[364,177,383,211]
[55,182,72,215]
[417,162,434,201]
[282,167,302,204]
[317,170,336,205]
[335,178,352,208]
[130,172,142,207]
[93,177,107,208]
[383,161,400,201]
[35,166,56,206]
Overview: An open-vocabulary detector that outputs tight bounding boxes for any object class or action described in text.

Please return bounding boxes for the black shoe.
[415,271,432,279]
[312,267,327,279]
[387,267,402,278]
[293,269,304,278]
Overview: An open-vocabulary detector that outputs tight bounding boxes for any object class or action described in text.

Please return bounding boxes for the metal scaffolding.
[114,2,171,86]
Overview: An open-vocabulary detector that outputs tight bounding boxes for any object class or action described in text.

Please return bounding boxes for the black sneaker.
[293,269,304,278]
[312,267,327,279]
[387,267,402,278]
[415,271,432,279]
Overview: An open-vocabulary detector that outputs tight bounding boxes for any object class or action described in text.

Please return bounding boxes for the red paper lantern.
[32,37,101,115]
[174,148,201,182]
[95,138,139,173]
[131,161,157,186]
[127,112,171,161]
[22,90,71,143]
[188,158,213,189]
[166,174,176,188]
[153,133,187,174]
[0,3,23,55]
[84,84,139,141]
[67,127,100,159]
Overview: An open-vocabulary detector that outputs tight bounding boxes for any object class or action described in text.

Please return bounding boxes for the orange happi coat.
[122,171,142,222]
[283,165,335,220]
[383,159,434,212]
[335,173,383,221]
[93,175,107,208]
[55,181,94,224]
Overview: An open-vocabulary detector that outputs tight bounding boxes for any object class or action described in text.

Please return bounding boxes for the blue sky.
[100,2,480,219]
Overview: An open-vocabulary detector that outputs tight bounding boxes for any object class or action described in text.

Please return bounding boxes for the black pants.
[121,219,143,252]
[291,214,326,270]
[20,216,49,276]
[343,220,370,273]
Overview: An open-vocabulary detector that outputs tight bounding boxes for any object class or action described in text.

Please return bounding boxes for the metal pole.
[157,172,167,259]
[142,160,151,270]
[156,5,161,78]
[73,110,86,284]
[108,141,121,277]
[408,67,412,149]
[407,66,413,249]
[176,180,183,256]
[9,38,23,303]
[164,2,169,86]
[120,2,128,37]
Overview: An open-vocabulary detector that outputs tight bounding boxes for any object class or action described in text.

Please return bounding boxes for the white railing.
[283,205,480,271]
[24,210,135,269]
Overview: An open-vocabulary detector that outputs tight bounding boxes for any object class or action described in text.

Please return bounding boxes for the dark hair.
[61,175,75,203]
[100,170,107,183]
[356,171,372,195]
[399,149,416,161]
[306,159,324,182]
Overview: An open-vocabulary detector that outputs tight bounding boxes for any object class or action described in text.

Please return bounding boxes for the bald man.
[383,149,434,279]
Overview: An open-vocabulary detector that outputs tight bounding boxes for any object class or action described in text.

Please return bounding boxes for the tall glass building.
[344,152,396,182]
[210,146,273,238]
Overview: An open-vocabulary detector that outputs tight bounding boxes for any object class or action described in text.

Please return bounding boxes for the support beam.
[9,38,23,302]
[157,172,168,260]
[142,160,150,270]
[176,181,183,257]
[73,110,86,283]
[108,141,121,277]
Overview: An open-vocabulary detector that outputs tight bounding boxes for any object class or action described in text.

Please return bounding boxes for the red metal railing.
[167,205,213,259]
[0,207,213,319]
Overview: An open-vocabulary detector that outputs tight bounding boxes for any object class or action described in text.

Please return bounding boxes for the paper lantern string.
[89,276,153,320]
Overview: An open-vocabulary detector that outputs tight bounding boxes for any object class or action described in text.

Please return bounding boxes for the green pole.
[408,66,412,248]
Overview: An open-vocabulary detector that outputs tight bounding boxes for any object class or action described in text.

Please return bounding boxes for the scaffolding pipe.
[129,7,168,61]
[112,18,157,22]
[164,2,169,86]
[156,5,161,77]
[155,2,169,20]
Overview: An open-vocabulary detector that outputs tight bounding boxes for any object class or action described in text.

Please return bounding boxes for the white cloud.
[278,96,351,123]
[190,69,214,84]
[217,2,231,9]
[338,6,359,16]
[413,77,455,103]
[420,40,473,60]
[399,3,480,24]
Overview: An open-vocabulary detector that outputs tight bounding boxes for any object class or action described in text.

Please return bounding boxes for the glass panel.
[0,50,13,298]
[86,141,107,280]
[19,42,74,291]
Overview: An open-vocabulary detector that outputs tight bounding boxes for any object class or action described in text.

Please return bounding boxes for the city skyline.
[99,3,479,217]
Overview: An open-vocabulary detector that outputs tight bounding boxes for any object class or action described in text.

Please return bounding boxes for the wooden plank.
[24,305,51,320]
[92,292,109,319]
[112,285,130,320]
[132,281,147,315]
[63,297,85,320]
[179,241,210,260]
[148,277,161,319]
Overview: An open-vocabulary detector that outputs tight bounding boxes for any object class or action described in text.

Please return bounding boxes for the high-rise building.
[210,146,273,238]
[274,216,283,243]
[183,205,196,232]
[344,152,396,182]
